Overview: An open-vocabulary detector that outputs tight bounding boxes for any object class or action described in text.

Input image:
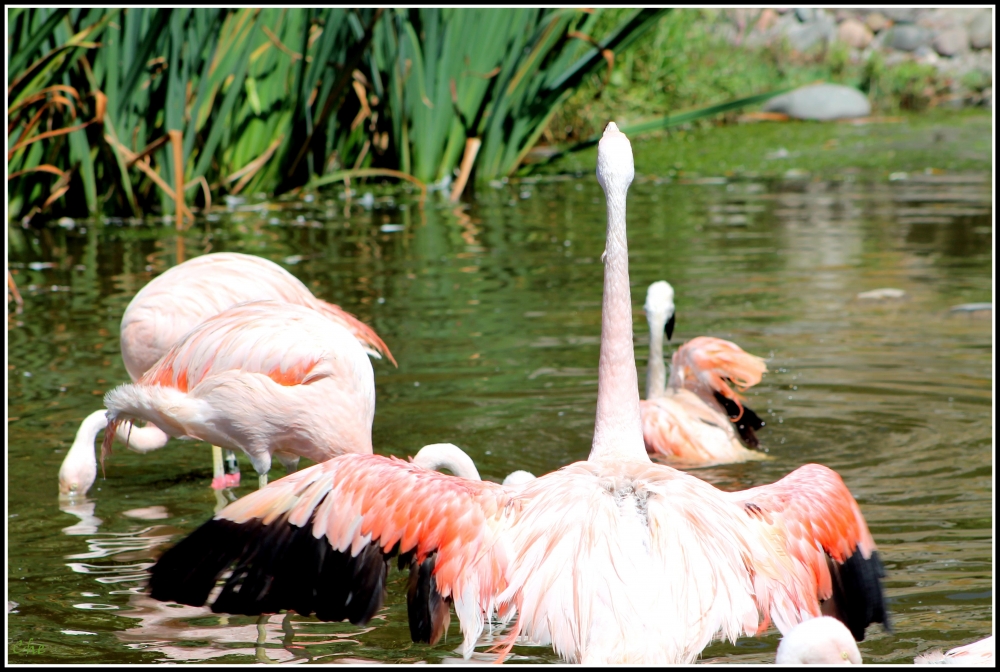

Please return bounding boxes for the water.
[7,164,992,663]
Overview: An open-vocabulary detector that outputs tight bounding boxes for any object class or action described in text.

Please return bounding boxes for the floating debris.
[949,302,991,313]
[379,223,405,232]
[857,288,907,300]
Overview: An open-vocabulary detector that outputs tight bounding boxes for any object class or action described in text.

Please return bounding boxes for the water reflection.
[7,165,992,663]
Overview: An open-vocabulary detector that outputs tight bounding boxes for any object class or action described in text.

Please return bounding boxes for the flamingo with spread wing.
[147,123,887,664]
[640,280,769,467]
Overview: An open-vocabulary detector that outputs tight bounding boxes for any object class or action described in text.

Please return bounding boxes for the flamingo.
[58,252,394,497]
[777,617,993,666]
[410,442,536,486]
[102,300,375,489]
[640,280,769,467]
[146,123,887,664]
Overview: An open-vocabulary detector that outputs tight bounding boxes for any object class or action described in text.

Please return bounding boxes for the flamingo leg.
[213,488,228,514]
[258,473,268,489]
[255,614,277,664]
[223,449,241,488]
[210,445,226,490]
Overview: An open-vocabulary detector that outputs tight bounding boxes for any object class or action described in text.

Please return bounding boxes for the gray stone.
[983,87,992,109]
[969,16,992,50]
[783,12,837,52]
[933,27,970,56]
[887,25,931,51]
[881,8,918,24]
[794,7,815,23]
[762,83,872,121]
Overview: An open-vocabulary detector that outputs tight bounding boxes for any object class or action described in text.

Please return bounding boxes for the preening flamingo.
[58,252,394,497]
[102,300,375,489]
[640,280,769,467]
[778,617,993,666]
[147,123,887,664]
[410,443,536,486]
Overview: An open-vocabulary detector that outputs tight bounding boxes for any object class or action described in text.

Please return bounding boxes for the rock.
[794,7,815,23]
[933,27,970,56]
[838,19,874,49]
[865,12,890,33]
[763,83,872,121]
[783,12,837,52]
[756,8,779,33]
[984,87,992,109]
[887,24,930,51]
[969,17,992,50]
[881,8,918,24]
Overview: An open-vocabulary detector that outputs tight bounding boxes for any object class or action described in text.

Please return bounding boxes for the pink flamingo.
[58,252,394,497]
[102,300,375,490]
[640,280,769,467]
[778,616,992,666]
[147,123,887,664]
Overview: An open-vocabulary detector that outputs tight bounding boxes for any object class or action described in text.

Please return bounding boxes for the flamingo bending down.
[58,252,394,497]
[103,300,375,489]
[410,443,536,486]
[640,281,769,467]
[147,123,887,664]
[778,617,992,666]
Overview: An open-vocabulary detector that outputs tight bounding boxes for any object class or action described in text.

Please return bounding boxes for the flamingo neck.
[411,443,481,480]
[646,320,667,399]
[59,410,170,497]
[589,144,648,464]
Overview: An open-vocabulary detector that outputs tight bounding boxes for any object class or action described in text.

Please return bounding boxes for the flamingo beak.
[665,313,675,341]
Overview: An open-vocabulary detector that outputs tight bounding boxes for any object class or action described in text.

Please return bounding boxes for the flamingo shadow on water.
[145,123,889,664]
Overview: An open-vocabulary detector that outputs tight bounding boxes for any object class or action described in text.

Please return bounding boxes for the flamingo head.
[59,446,97,498]
[644,281,676,341]
[775,616,863,665]
[596,122,634,196]
[501,470,536,487]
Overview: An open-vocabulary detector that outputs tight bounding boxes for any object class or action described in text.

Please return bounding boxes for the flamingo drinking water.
[640,280,769,467]
[102,300,376,489]
[147,123,887,664]
[58,252,394,496]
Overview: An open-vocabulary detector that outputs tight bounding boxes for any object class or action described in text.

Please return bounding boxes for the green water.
[7,133,993,663]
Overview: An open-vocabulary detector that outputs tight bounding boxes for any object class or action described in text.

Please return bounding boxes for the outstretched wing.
[669,336,766,414]
[725,463,889,641]
[148,454,512,655]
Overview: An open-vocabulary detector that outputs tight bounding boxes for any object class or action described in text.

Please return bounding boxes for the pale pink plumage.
[915,635,994,665]
[104,300,375,480]
[59,252,393,496]
[148,123,885,664]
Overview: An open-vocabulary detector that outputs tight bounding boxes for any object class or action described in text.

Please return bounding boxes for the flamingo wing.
[640,393,737,464]
[669,336,766,406]
[148,453,512,653]
[725,463,889,641]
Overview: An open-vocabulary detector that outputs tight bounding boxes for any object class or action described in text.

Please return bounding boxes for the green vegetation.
[8,9,981,225]
[541,108,992,180]
[8,8,797,224]
[548,9,968,147]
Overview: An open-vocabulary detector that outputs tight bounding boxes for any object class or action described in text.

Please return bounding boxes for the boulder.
[887,24,930,51]
[865,11,890,33]
[969,15,992,50]
[762,83,872,121]
[783,11,837,52]
[933,27,970,56]
[794,7,816,23]
[838,19,874,49]
[881,8,918,24]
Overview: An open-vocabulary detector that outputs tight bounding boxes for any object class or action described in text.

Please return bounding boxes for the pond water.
[7,151,993,663]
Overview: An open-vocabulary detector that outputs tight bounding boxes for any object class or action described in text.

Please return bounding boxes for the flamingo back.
[120,252,394,379]
[104,301,375,472]
[640,390,759,466]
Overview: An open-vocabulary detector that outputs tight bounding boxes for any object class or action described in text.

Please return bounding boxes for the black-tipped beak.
[665,313,675,341]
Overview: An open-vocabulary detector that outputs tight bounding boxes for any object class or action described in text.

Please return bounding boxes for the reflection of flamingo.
[410,443,536,486]
[148,123,887,664]
[103,301,375,489]
[58,252,394,497]
[640,281,769,467]
[778,617,992,666]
